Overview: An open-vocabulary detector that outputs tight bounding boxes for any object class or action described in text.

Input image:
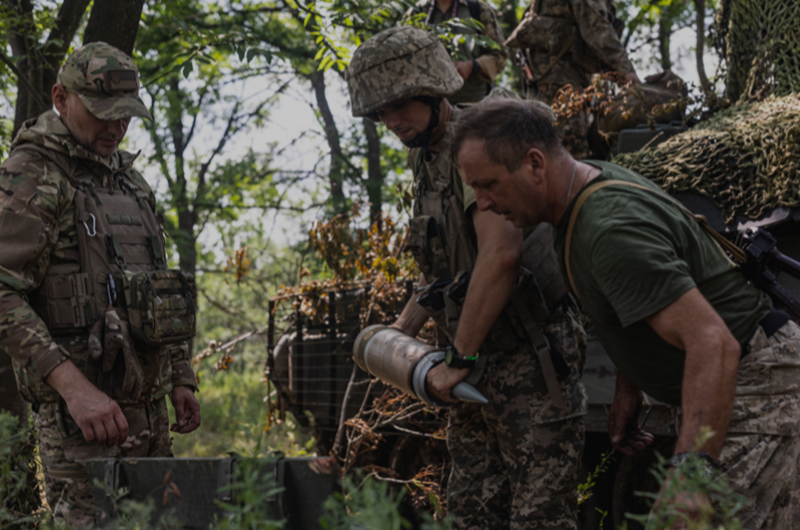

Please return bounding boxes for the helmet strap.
[403,96,442,150]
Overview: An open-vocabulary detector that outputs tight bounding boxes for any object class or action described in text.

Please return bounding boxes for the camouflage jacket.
[527,0,634,79]
[405,0,507,103]
[0,110,197,405]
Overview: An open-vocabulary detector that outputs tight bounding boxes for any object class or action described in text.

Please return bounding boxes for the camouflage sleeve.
[169,341,199,392]
[571,0,635,75]
[0,152,71,393]
[474,1,507,83]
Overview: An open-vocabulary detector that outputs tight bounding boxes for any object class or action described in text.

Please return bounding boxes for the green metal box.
[86,455,337,529]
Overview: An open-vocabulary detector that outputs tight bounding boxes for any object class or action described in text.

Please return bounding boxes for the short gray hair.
[449,98,562,171]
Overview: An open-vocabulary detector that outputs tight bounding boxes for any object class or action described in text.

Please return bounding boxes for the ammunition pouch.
[29,268,93,333]
[407,215,450,280]
[123,270,197,346]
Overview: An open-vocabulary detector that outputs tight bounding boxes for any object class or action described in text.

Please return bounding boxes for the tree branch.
[0,49,48,112]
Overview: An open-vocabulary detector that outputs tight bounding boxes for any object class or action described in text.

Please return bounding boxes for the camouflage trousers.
[447,314,588,530]
[712,320,800,529]
[34,397,173,529]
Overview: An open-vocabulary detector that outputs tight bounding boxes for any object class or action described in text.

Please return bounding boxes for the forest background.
[0,0,719,459]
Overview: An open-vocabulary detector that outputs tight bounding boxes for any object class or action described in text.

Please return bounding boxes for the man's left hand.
[169,385,201,434]
[426,362,470,404]
[455,60,474,81]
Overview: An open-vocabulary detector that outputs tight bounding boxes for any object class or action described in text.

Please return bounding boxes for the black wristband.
[444,344,477,369]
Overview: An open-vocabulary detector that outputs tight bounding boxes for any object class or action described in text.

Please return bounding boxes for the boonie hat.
[57,41,153,121]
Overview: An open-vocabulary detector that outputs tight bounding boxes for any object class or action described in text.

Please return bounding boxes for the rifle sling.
[564,179,746,300]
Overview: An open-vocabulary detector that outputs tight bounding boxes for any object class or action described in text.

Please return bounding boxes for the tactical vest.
[20,144,196,398]
[406,147,570,407]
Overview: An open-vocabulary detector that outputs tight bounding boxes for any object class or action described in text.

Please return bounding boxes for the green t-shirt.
[554,161,772,405]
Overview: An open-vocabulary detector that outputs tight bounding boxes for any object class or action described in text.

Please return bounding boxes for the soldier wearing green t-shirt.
[449,96,800,529]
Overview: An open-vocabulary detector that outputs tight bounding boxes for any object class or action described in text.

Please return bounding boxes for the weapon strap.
[564,179,746,300]
[510,292,566,410]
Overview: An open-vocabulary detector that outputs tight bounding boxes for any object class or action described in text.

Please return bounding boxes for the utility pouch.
[122,270,197,346]
[29,268,94,333]
[406,216,449,280]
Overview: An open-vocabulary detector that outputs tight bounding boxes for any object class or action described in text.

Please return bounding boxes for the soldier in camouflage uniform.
[449,96,800,529]
[403,0,507,104]
[0,42,200,528]
[506,0,640,158]
[346,27,587,529]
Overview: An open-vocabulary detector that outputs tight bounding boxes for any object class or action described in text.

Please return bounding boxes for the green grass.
[169,357,314,458]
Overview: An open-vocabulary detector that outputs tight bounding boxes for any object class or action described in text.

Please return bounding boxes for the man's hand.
[608,372,654,455]
[169,385,201,434]
[426,362,470,404]
[455,60,474,81]
[47,360,128,448]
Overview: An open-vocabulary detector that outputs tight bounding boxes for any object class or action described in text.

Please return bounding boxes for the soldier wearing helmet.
[346,26,587,529]
[0,42,200,528]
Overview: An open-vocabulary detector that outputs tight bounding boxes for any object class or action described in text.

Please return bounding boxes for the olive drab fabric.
[57,41,153,121]
[403,0,508,104]
[345,26,464,118]
[0,110,197,405]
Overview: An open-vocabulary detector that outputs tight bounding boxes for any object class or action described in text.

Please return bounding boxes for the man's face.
[58,91,131,158]
[376,98,431,146]
[457,138,543,227]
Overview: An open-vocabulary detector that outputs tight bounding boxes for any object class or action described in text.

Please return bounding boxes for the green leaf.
[182,60,193,78]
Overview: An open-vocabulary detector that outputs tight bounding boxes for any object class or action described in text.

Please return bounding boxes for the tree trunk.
[363,118,383,228]
[83,0,146,55]
[309,71,346,213]
[658,7,672,71]
[693,0,711,92]
[7,0,92,136]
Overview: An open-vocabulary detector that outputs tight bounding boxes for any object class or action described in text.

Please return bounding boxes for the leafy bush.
[320,474,452,530]
[0,411,41,528]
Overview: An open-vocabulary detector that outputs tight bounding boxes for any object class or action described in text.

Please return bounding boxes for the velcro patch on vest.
[107,214,143,226]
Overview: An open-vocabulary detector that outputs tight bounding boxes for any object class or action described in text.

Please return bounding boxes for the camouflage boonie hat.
[58,41,153,121]
[345,26,463,118]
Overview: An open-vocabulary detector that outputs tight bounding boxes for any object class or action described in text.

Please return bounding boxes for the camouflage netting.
[613,94,800,223]
[719,0,800,102]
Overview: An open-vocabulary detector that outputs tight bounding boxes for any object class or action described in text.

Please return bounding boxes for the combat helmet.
[345,26,463,120]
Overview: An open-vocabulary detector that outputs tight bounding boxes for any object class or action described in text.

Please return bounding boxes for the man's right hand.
[46,360,129,448]
[608,371,654,455]
[426,362,470,404]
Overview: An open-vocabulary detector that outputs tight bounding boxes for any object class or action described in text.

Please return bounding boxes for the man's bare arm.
[390,276,431,337]
[645,287,741,457]
[427,207,522,403]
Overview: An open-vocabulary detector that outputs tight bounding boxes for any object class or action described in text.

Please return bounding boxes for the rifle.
[740,228,800,319]
[514,49,538,98]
